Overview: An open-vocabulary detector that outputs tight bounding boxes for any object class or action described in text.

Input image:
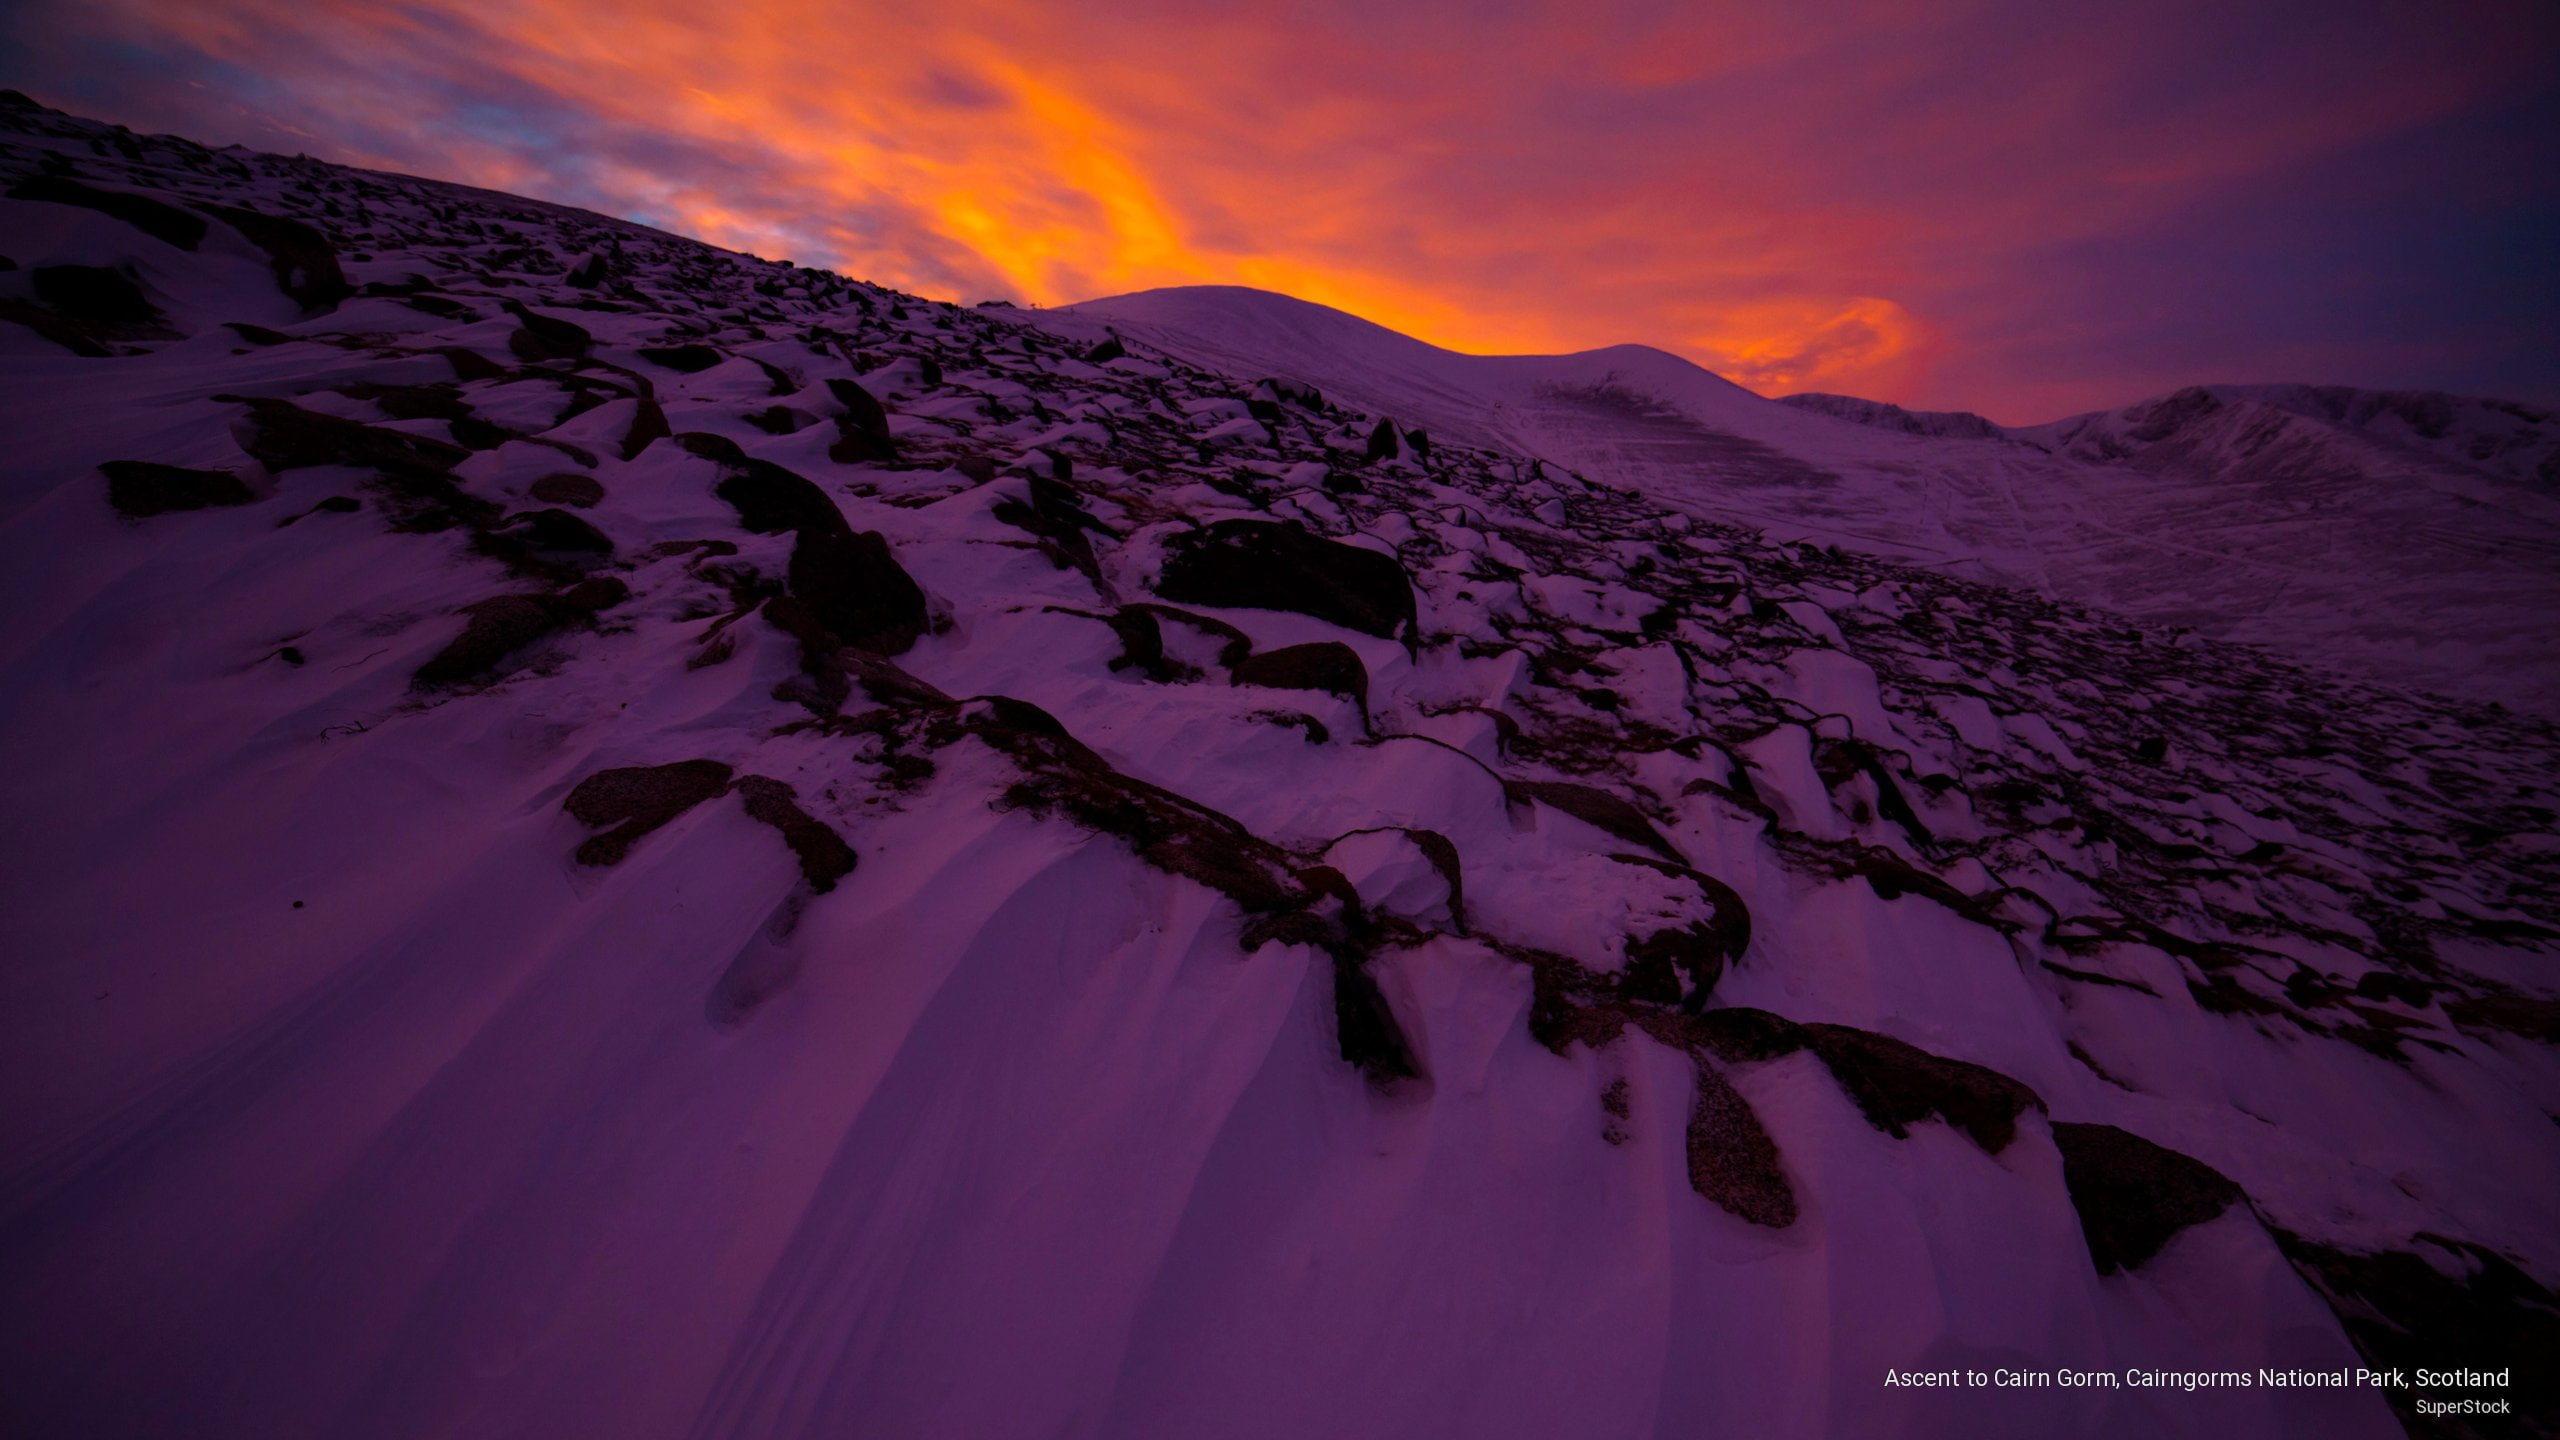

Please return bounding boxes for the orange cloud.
[26,0,2558,418]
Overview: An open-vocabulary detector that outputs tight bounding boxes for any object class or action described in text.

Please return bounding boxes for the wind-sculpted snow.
[2,93,2556,1438]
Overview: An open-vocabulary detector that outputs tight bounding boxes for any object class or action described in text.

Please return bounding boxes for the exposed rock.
[621,396,671,460]
[502,300,591,361]
[637,343,723,372]
[1156,519,1416,639]
[1230,641,1369,718]
[528,472,605,508]
[411,579,626,689]
[494,507,613,562]
[2275,1229,2560,1437]
[2051,1122,2243,1273]
[975,696,1305,915]
[1802,1022,2044,1154]
[1686,1058,1798,1227]
[562,759,735,866]
[788,527,928,654]
[100,460,252,517]
[707,452,846,537]
[1094,606,1187,682]
[1688,1008,2042,1155]
[825,376,896,463]
[732,776,857,892]
[2444,990,2560,1044]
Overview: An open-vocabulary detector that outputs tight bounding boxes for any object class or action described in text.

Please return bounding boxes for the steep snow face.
[1054,287,2560,716]
[3,95,2558,1440]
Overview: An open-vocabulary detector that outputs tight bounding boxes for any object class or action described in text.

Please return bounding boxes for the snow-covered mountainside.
[3,93,2557,1439]
[1779,391,2009,441]
[1055,288,2560,717]
[2010,383,2560,487]
[1787,383,2560,490]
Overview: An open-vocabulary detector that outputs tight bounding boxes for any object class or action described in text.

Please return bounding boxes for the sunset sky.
[8,0,2555,422]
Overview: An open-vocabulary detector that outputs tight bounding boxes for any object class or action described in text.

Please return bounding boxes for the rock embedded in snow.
[1229,640,1370,721]
[1155,517,1417,639]
[2051,1121,2244,1274]
[562,758,736,865]
[98,458,251,517]
[788,527,928,655]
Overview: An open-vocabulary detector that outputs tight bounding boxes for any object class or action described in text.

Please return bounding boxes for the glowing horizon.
[6,0,2554,423]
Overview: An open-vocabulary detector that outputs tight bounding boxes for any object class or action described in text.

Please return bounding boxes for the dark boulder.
[824,376,896,463]
[1156,520,1415,640]
[1687,1008,2042,1159]
[638,343,724,373]
[975,699,1306,916]
[1230,641,1369,718]
[1082,335,1126,364]
[411,579,625,689]
[2274,1231,2560,1436]
[1801,1023,2045,1154]
[528,472,605,508]
[1687,1059,1798,1227]
[713,455,850,537]
[436,346,510,382]
[788,527,928,654]
[2051,1122,2243,1273]
[1330,948,1420,1086]
[495,507,614,561]
[733,775,857,891]
[100,460,252,517]
[562,759,735,866]
[502,300,591,361]
[620,396,671,461]
[672,431,747,465]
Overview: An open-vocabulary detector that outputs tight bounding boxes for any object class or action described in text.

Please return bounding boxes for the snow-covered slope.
[4,94,2557,1439]
[1779,391,2009,441]
[1053,288,2560,717]
[2013,383,2560,485]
